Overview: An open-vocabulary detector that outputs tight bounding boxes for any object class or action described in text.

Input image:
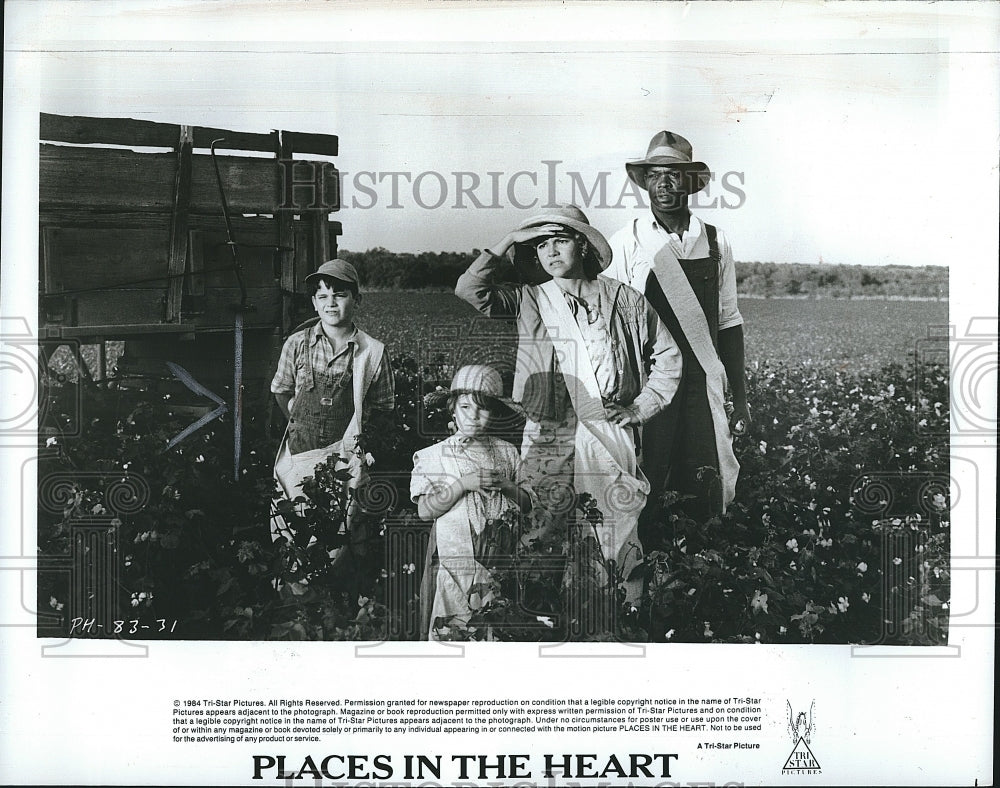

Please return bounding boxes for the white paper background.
[2,2,996,786]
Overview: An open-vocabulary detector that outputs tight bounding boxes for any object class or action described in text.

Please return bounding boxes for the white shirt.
[605,214,744,331]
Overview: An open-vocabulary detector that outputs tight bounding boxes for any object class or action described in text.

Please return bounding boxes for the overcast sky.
[5,1,999,269]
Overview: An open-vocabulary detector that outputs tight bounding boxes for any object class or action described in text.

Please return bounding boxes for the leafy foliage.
[38,351,949,644]
[633,358,950,644]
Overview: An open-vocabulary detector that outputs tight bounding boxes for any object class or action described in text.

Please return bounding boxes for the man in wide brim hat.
[605,130,749,535]
[625,130,712,195]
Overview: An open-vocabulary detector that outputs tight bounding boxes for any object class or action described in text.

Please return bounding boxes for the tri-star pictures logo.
[782,700,821,775]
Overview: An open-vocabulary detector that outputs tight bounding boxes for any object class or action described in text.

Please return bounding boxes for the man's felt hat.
[625,130,712,194]
[514,204,612,270]
[304,258,359,288]
[424,365,525,418]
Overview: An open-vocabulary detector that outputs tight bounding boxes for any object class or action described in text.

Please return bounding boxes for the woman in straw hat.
[456,205,682,605]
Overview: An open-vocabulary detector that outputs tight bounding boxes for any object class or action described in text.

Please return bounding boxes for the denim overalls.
[287,340,356,456]
[640,223,723,519]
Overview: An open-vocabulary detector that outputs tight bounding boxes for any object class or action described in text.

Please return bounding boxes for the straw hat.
[514,204,612,270]
[625,130,711,194]
[424,365,525,418]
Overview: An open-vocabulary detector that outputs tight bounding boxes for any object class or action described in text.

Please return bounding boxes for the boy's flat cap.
[305,258,359,287]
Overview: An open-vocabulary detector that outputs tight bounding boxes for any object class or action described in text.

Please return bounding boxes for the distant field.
[56,292,948,382]
[358,292,949,370]
[340,249,949,300]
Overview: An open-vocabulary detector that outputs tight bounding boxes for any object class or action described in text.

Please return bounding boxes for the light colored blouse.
[561,289,618,401]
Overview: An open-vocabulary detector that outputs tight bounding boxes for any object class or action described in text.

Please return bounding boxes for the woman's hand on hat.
[495,226,567,255]
[605,403,641,427]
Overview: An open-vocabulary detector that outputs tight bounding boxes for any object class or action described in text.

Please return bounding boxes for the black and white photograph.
[2,1,995,786]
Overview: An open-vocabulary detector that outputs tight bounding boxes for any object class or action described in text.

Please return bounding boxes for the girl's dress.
[411,433,525,640]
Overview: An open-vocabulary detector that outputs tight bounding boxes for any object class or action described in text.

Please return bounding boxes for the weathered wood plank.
[283,130,339,157]
[45,287,280,335]
[292,223,313,295]
[39,211,173,229]
[312,213,330,271]
[72,291,168,327]
[41,226,171,292]
[41,113,338,156]
[40,113,179,148]
[189,228,282,289]
[166,126,194,322]
[191,155,338,214]
[327,220,343,257]
[192,127,278,153]
[277,133,296,335]
[188,288,282,328]
[40,145,175,209]
[51,323,195,340]
[187,228,206,297]
[39,212,279,237]
[188,216,283,296]
[276,159,341,212]
[189,154,278,214]
[188,214,281,242]
[41,145,338,214]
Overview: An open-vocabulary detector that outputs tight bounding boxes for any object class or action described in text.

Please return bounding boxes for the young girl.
[411,365,532,640]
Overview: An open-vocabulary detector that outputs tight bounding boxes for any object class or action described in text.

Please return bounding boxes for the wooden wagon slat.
[40,145,176,210]
[166,126,194,323]
[40,112,180,148]
[39,212,277,238]
[190,155,339,214]
[60,291,172,329]
[40,113,336,156]
[39,112,339,156]
[189,228,282,289]
[277,131,297,335]
[191,126,278,153]
[41,226,171,292]
[49,323,196,340]
[41,144,340,214]
[283,130,339,158]
[39,211,174,228]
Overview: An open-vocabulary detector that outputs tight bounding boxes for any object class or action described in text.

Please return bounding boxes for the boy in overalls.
[270,259,395,547]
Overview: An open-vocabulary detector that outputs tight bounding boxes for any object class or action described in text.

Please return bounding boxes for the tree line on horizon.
[338,248,948,299]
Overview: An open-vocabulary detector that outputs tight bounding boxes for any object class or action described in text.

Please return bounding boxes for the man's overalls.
[640,223,723,522]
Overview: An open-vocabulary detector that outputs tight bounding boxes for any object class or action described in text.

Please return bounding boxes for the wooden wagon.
[39,112,342,403]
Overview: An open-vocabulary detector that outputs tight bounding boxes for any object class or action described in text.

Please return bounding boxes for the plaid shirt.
[270,321,395,412]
